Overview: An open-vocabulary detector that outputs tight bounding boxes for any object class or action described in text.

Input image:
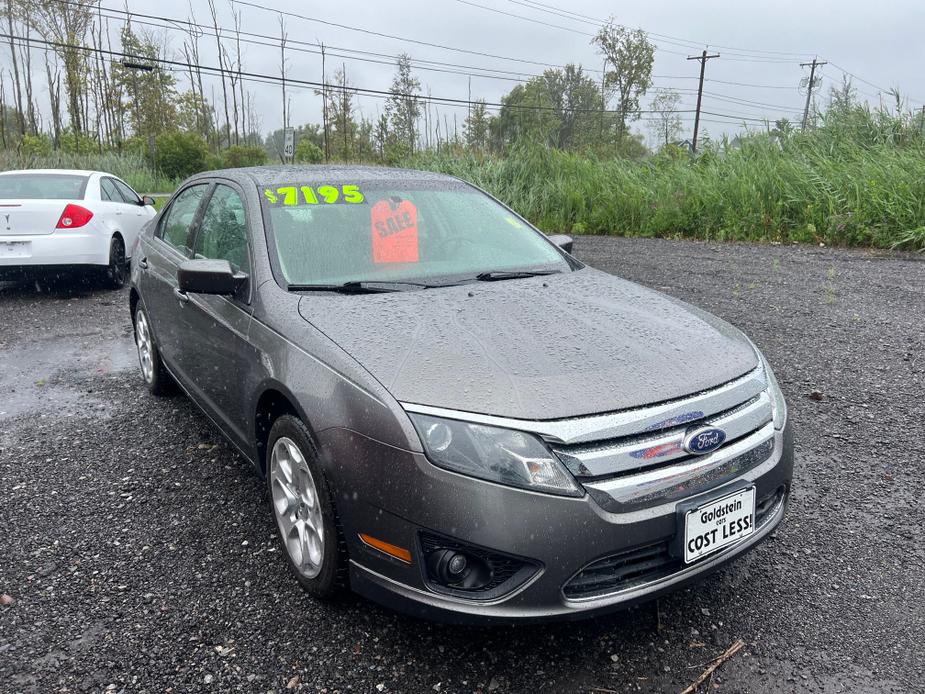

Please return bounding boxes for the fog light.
[419,531,540,600]
[447,553,467,576]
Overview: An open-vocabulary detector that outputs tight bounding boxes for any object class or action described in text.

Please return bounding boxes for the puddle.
[0,333,138,419]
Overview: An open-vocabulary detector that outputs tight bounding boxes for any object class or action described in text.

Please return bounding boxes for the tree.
[295,138,323,163]
[110,27,178,139]
[496,80,559,148]
[593,20,655,145]
[154,131,209,179]
[315,67,358,161]
[648,90,683,147]
[540,65,602,149]
[28,0,96,137]
[495,65,602,150]
[176,91,213,136]
[385,54,421,156]
[464,99,490,151]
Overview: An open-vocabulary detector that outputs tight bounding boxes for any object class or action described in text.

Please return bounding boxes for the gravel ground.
[1,237,923,694]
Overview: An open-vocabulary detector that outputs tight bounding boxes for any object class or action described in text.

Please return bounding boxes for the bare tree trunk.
[5,0,26,136]
[341,63,348,162]
[0,70,7,148]
[44,52,62,147]
[234,7,246,143]
[224,47,239,145]
[279,16,288,135]
[320,42,328,162]
[207,0,230,147]
[19,24,38,134]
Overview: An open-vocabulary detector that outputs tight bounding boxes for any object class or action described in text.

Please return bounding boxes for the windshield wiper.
[287,280,443,294]
[474,269,562,282]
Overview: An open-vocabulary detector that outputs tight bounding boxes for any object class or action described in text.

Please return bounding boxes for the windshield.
[0,173,89,200]
[261,181,571,286]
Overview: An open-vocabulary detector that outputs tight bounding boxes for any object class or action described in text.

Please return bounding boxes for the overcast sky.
[21,0,925,143]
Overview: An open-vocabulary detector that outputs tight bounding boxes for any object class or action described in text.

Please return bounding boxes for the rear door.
[138,183,209,381]
[97,177,127,240]
[110,178,151,257]
[176,182,257,449]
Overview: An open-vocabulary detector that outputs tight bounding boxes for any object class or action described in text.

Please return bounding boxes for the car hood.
[297,268,758,420]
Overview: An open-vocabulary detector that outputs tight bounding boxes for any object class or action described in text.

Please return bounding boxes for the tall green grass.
[3,105,924,250]
[407,132,925,250]
[0,150,179,194]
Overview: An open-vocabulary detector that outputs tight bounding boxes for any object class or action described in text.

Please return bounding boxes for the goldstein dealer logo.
[683,426,727,455]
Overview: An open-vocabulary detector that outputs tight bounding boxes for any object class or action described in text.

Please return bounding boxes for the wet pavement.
[1,238,923,693]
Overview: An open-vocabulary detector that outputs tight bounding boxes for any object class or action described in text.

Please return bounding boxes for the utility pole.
[800,57,827,130]
[687,49,719,153]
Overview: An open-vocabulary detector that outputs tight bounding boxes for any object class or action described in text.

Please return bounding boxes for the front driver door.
[139,183,209,381]
[176,182,258,451]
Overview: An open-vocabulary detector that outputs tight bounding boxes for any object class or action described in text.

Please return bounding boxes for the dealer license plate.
[684,487,756,563]
[0,241,30,259]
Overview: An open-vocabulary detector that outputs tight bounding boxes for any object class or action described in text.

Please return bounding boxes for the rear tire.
[267,415,348,599]
[134,306,174,395]
[102,236,127,289]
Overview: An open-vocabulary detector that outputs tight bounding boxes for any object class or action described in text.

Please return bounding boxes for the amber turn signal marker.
[359,533,412,563]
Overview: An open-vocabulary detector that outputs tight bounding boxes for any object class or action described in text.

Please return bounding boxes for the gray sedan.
[129,165,793,623]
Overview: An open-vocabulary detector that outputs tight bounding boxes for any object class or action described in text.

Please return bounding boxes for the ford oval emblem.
[683,426,727,455]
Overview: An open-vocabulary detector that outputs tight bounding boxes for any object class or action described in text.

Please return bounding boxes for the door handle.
[138,256,148,269]
[173,287,190,304]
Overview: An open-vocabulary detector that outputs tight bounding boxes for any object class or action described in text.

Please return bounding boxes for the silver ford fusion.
[129,165,793,623]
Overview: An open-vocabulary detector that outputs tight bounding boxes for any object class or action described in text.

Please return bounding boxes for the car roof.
[189,165,461,187]
[0,169,103,177]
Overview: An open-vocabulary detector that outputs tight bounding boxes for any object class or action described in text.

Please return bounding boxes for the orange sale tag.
[371,198,419,264]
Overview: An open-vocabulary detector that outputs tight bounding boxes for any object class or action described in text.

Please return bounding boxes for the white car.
[0,169,156,287]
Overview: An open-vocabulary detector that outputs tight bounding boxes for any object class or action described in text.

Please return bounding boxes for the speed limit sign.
[283,128,295,160]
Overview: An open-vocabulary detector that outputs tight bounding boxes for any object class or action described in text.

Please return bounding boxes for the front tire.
[102,236,127,289]
[134,306,173,395]
[267,415,347,599]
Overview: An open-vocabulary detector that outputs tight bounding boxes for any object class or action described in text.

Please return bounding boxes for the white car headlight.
[755,348,787,430]
[408,413,582,497]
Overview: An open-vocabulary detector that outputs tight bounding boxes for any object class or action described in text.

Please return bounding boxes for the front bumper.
[0,231,110,269]
[318,420,794,624]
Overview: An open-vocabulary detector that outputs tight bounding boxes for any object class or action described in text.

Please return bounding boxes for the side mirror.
[141,195,156,207]
[547,234,574,254]
[177,259,246,295]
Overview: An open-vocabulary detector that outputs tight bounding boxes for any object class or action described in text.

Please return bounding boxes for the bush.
[154,131,209,180]
[294,139,323,164]
[222,144,267,168]
[20,134,52,157]
[59,130,102,155]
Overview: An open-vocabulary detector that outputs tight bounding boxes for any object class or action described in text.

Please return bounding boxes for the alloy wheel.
[270,436,325,579]
[135,310,154,384]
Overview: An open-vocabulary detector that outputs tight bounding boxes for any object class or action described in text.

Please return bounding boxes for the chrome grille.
[552,391,772,480]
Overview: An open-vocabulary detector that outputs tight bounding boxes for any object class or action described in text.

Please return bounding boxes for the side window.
[193,184,250,273]
[157,185,207,254]
[113,179,141,205]
[100,177,120,202]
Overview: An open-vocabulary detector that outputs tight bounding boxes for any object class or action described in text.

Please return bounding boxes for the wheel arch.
[254,382,314,476]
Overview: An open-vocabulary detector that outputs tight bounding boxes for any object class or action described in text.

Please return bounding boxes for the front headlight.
[755,348,787,430]
[408,413,583,497]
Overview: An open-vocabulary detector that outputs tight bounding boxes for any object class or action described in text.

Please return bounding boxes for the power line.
[228,0,593,71]
[0,31,702,118]
[503,0,816,60]
[454,0,693,58]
